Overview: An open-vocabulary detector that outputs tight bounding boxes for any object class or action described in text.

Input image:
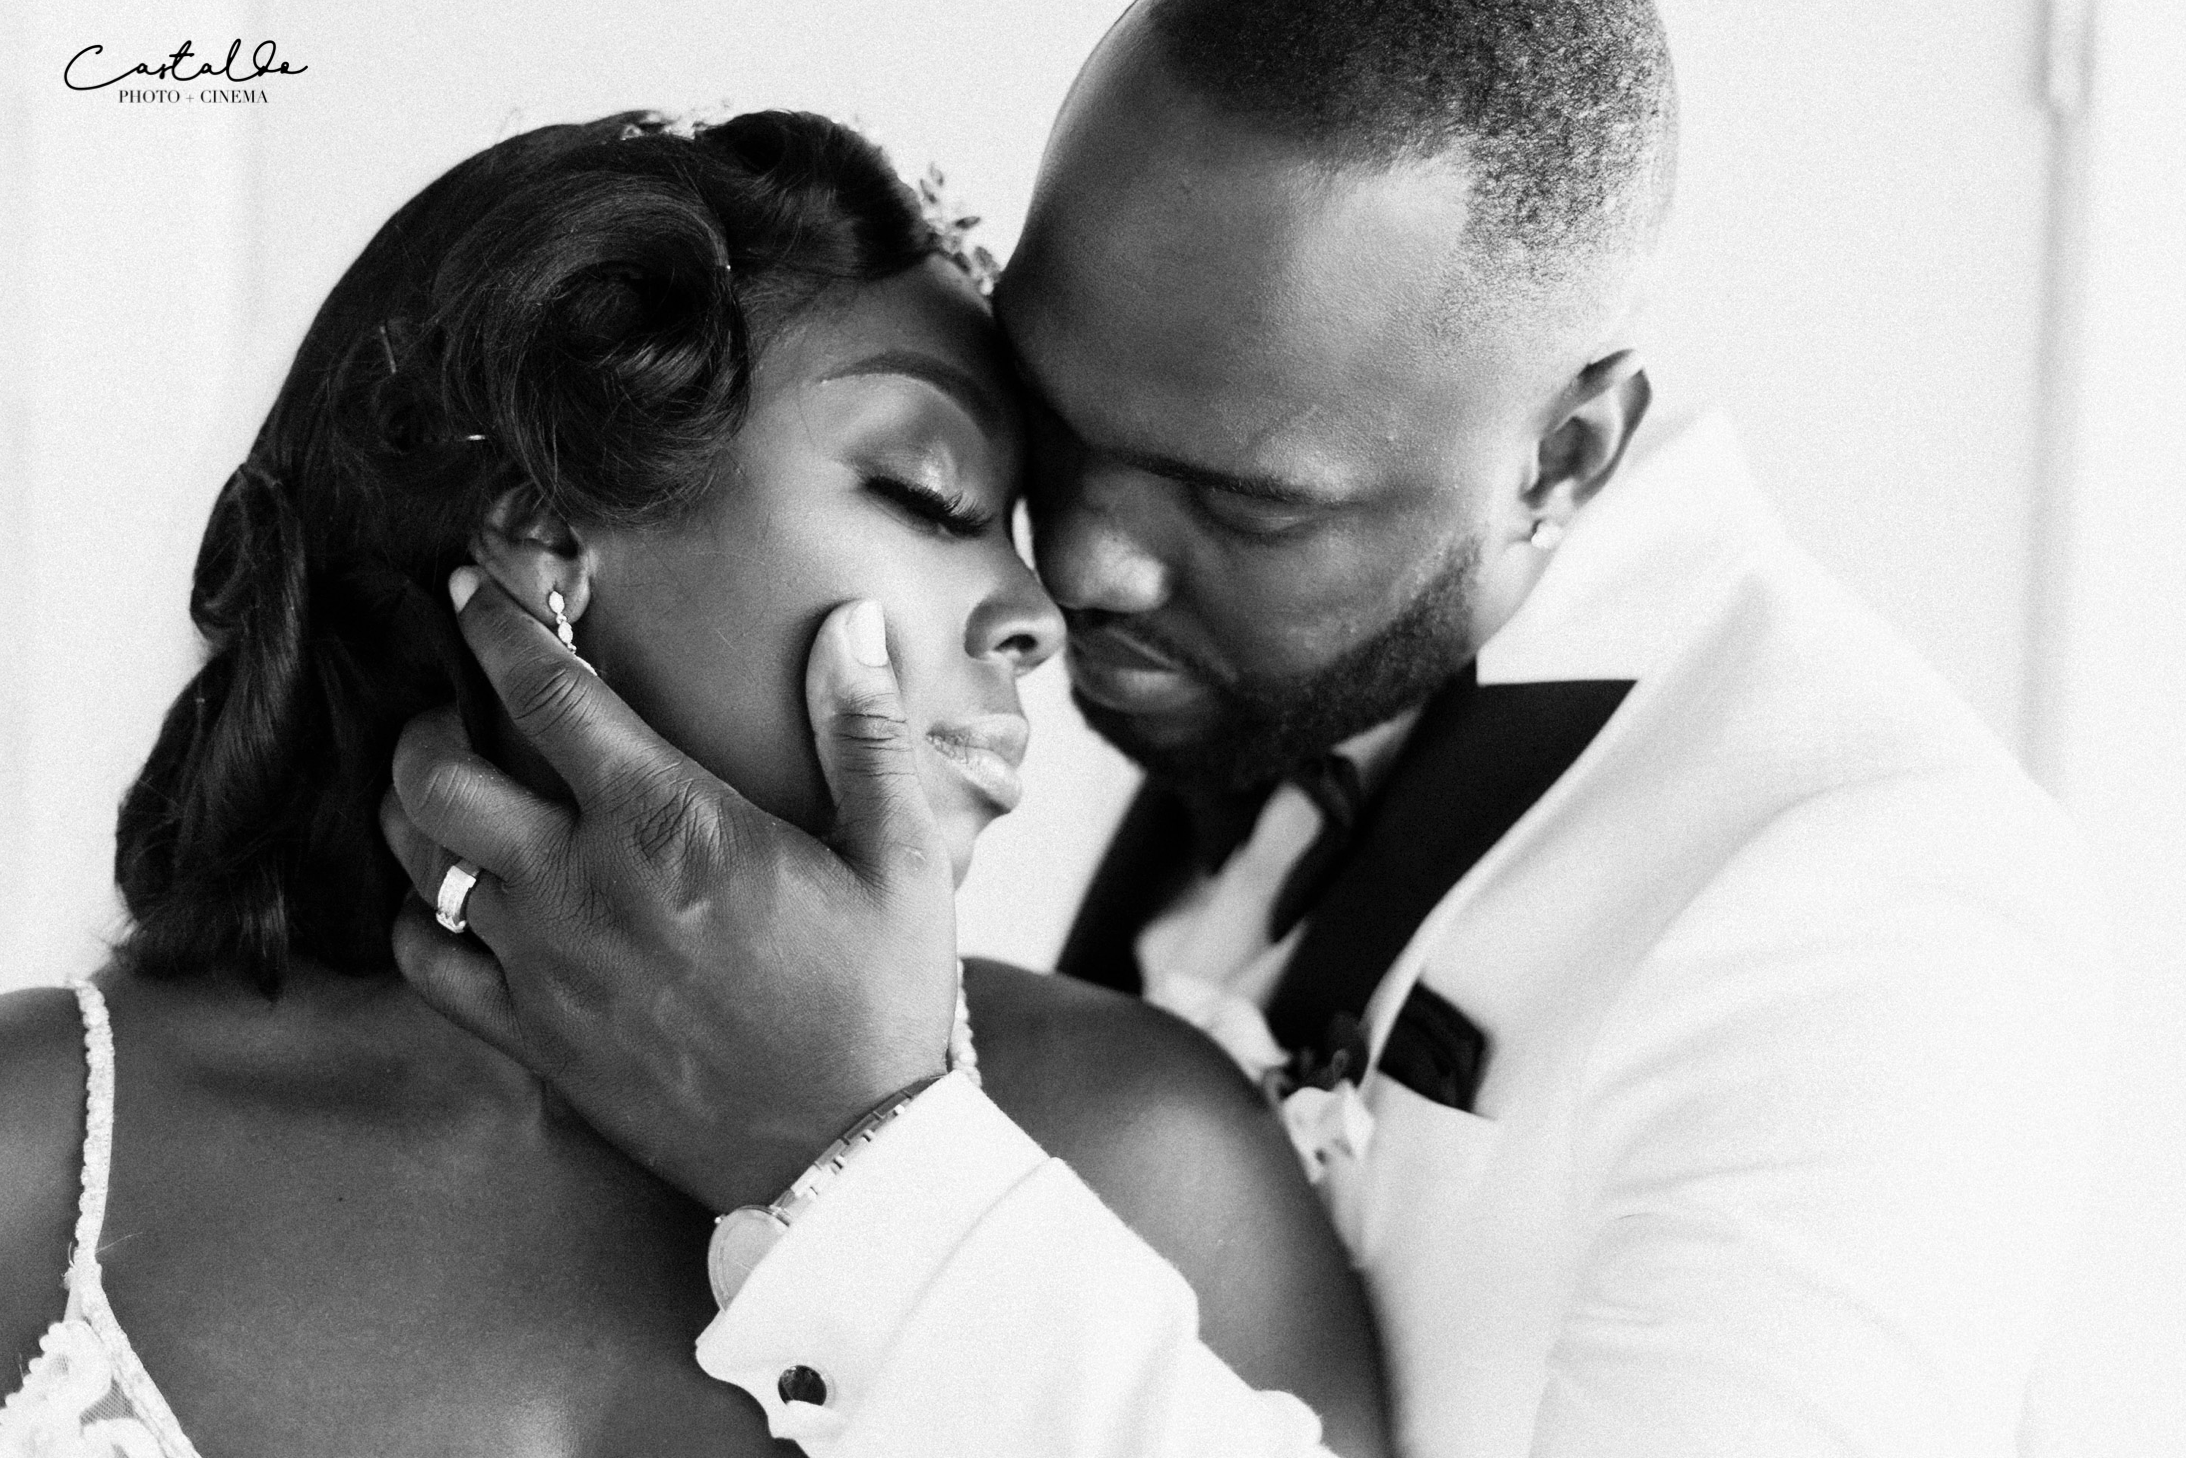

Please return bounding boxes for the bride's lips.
[926,714,1030,814]
[1065,626,1208,717]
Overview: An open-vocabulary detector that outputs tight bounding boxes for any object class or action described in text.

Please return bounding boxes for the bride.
[0,111,1385,1456]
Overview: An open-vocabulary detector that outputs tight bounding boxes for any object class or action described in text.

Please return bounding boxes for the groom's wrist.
[700,1051,952,1212]
[708,1071,953,1307]
[694,1072,1051,1428]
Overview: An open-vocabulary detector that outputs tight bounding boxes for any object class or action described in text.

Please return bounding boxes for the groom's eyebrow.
[820,351,1006,434]
[1107,445,1330,507]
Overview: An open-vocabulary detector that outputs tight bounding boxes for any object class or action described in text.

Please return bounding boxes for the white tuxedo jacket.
[695,412,2109,1457]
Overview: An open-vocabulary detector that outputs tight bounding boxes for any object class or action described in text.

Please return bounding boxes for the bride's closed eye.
[864,472,999,539]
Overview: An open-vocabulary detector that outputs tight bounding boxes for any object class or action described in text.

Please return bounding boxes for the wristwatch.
[707,1074,945,1307]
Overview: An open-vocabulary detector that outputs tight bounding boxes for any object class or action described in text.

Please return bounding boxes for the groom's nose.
[1030,464,1174,618]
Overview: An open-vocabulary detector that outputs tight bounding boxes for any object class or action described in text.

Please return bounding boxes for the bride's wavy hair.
[115,110,942,992]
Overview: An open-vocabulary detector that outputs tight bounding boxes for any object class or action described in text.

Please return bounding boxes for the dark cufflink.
[777,1365,829,1406]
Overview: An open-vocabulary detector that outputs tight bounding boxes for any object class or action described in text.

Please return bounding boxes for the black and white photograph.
[3,1,2182,1454]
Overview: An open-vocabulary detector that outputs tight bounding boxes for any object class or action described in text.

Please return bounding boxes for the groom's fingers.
[391,898,529,1064]
[380,786,449,900]
[376,785,517,947]
[378,784,518,962]
[388,705,568,882]
[806,599,947,892]
[450,569,699,815]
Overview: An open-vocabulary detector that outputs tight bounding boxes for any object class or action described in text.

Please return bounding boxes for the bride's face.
[574,259,1064,882]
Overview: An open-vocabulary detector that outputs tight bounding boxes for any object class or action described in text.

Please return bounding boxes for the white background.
[3,2,2180,1450]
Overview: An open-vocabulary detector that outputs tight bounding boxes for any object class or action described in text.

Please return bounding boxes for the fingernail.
[449,567,483,613]
[845,600,890,668]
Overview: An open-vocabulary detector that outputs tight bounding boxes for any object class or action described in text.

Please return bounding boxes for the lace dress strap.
[0,980,212,1458]
[69,980,118,1275]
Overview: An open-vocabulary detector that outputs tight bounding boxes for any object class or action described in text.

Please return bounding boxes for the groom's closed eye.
[1107,449,1335,543]
[1007,361,1333,542]
[1185,484,1324,541]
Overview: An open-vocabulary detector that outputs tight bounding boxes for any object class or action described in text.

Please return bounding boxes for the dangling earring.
[1529,519,1567,552]
[546,588,600,676]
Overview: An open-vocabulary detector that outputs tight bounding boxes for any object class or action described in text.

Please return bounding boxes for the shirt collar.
[1330,709,1422,801]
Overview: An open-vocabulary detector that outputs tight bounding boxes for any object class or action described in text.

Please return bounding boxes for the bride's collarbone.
[93,972,772,1457]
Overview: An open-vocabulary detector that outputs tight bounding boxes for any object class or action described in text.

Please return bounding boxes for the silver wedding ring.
[434,858,482,935]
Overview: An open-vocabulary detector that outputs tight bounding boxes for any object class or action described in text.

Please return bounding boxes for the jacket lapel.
[1263,666,1635,1083]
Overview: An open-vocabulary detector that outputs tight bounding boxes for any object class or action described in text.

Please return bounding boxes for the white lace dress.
[0,983,204,1458]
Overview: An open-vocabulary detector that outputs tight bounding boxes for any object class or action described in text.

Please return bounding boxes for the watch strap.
[707,1072,947,1307]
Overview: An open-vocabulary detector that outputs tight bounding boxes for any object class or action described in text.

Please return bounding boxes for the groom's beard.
[1070,538,1480,794]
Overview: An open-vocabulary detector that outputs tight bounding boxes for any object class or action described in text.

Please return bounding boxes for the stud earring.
[1529,519,1568,552]
[546,588,600,676]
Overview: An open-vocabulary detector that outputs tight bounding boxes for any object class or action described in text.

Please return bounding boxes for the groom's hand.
[380,568,959,1214]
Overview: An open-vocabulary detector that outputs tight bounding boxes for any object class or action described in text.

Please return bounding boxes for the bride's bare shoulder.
[0,982,97,1370]
[960,959,1388,1455]
[964,958,1261,1114]
[961,958,1282,1193]
[0,983,92,1191]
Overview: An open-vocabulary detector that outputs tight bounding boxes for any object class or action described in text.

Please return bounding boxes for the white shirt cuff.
[692,1070,1046,1444]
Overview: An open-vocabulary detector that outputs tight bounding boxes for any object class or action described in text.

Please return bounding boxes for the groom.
[382,0,2104,1453]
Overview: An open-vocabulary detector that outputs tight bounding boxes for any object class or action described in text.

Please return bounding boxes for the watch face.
[709,1207,790,1307]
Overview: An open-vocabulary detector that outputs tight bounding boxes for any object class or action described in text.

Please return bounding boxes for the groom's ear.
[1527,349,1652,525]
[471,487,595,626]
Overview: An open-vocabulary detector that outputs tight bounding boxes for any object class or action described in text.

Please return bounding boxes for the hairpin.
[917,166,1000,296]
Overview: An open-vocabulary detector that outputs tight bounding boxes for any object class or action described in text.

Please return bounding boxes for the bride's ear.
[470,487,596,628]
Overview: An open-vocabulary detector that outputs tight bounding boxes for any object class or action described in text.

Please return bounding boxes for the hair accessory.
[546,588,600,676]
[660,109,703,141]
[645,102,735,143]
[917,167,1000,295]
[1529,519,1568,551]
[435,858,481,935]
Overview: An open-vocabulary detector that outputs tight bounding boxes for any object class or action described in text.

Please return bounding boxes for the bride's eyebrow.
[817,350,1005,434]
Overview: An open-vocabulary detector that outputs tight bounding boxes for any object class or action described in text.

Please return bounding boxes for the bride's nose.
[965,559,1065,676]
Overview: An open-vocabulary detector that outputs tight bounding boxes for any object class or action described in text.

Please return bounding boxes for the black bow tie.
[1177,782,1278,874]
[1176,752,1368,948]
[1268,754,1366,944]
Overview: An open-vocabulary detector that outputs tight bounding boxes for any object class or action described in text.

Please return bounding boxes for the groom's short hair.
[1144,0,1677,295]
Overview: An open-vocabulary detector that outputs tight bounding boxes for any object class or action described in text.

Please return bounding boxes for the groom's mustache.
[1062,608,1228,689]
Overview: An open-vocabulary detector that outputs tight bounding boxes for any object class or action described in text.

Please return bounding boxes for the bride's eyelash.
[865,474,996,538]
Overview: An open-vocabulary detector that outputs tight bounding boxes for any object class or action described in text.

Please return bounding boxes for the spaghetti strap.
[68,981,117,1275]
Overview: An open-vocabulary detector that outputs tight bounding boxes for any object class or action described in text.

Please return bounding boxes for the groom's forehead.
[1000,128,1532,474]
